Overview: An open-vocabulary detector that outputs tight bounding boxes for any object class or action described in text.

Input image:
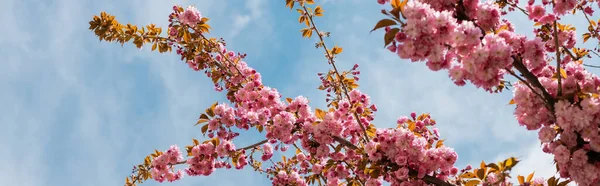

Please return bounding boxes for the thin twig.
[506,1,529,16]
[301,5,370,143]
[241,139,269,150]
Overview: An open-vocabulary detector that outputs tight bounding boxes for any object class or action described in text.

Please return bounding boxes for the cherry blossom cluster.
[101,3,467,185]
[271,170,307,186]
[300,89,376,159]
[367,114,457,184]
[150,145,184,183]
[387,0,514,90]
[167,4,462,185]
[378,0,600,184]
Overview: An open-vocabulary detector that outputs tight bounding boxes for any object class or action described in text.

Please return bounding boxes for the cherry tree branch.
[301,5,370,143]
[330,135,455,186]
[240,139,269,150]
[553,20,563,97]
[511,57,555,112]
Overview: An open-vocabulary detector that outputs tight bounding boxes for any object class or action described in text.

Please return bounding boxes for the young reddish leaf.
[486,163,500,172]
[257,125,264,133]
[384,28,400,47]
[465,180,481,186]
[196,118,210,126]
[301,28,313,38]
[210,137,220,146]
[475,168,485,179]
[314,6,324,17]
[398,0,408,11]
[460,172,477,179]
[547,176,557,186]
[518,175,525,184]
[557,180,570,186]
[417,113,429,121]
[331,46,343,55]
[286,0,294,9]
[366,125,377,138]
[183,31,191,43]
[390,0,402,8]
[508,98,516,105]
[504,157,519,170]
[526,172,535,183]
[371,19,397,32]
[201,124,209,134]
[560,68,567,79]
[315,108,326,119]
[435,139,445,148]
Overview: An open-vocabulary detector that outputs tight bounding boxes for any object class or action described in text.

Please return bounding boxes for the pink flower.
[553,0,577,15]
[476,2,501,31]
[538,14,556,24]
[377,0,389,5]
[527,5,546,20]
[261,143,274,161]
[538,126,556,143]
[366,177,382,186]
[179,5,202,26]
[394,167,409,179]
[584,6,594,15]
[553,145,570,164]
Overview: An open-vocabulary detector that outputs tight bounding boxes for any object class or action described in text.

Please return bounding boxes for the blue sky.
[1,0,598,185]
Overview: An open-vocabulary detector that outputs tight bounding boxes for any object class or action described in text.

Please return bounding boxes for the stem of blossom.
[407,169,455,186]
[301,5,370,143]
[241,139,269,150]
[553,20,562,97]
[332,135,358,150]
[584,64,600,68]
[581,7,598,38]
[592,50,600,58]
[560,46,600,68]
[506,1,529,16]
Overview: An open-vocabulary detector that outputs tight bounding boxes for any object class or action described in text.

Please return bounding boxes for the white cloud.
[228,0,268,38]
[4,0,599,186]
[0,0,270,186]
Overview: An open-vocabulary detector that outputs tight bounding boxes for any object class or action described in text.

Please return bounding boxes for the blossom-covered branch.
[374,0,600,185]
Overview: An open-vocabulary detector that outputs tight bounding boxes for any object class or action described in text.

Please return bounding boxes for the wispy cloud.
[3,0,598,186]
